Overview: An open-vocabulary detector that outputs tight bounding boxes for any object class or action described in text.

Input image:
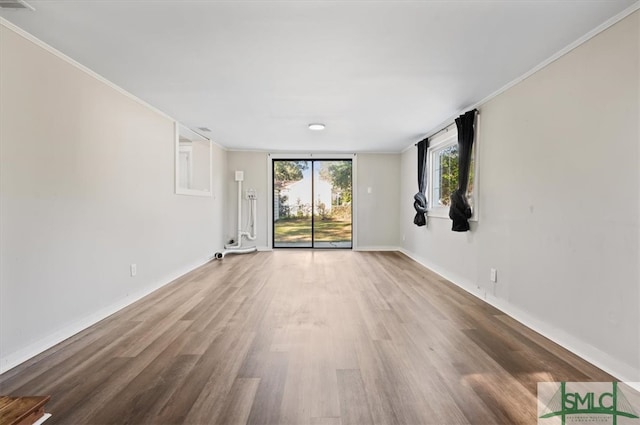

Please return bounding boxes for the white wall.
[401,12,640,381]
[0,23,227,372]
[357,154,401,249]
[225,152,401,250]
[225,151,269,248]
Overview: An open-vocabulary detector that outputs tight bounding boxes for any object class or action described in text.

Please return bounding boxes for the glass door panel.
[273,160,312,248]
[313,160,352,248]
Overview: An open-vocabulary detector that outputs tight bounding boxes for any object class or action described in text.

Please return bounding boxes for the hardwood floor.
[0,251,615,424]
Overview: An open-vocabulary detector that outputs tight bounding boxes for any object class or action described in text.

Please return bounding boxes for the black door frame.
[272,158,352,249]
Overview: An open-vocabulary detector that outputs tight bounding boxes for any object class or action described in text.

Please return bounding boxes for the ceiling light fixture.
[308,123,325,131]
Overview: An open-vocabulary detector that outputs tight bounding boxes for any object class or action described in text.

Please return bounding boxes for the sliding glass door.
[273,159,352,249]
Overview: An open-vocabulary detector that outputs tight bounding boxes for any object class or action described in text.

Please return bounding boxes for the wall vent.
[0,0,35,10]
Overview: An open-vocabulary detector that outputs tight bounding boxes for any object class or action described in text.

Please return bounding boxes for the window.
[175,123,212,197]
[427,124,477,218]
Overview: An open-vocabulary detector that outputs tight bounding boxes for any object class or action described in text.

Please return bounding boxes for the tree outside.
[435,146,474,208]
[274,160,308,184]
[318,160,352,204]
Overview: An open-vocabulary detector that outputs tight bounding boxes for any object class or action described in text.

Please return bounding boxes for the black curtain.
[449,109,477,231]
[413,138,429,226]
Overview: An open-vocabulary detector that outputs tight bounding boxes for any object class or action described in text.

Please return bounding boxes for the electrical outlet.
[130,264,137,277]
[490,268,497,283]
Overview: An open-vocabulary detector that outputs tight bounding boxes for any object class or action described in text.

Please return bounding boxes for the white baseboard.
[355,245,401,251]
[256,245,272,252]
[0,256,212,375]
[33,413,51,425]
[399,248,640,385]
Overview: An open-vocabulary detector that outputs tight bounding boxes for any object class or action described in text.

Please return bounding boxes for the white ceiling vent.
[0,0,35,10]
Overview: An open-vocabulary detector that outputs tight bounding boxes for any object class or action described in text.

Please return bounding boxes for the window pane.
[428,137,475,214]
[437,145,457,206]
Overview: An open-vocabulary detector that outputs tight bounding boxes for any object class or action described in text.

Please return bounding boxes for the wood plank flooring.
[0,251,615,424]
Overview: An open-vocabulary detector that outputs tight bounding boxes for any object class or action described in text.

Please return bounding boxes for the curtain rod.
[414,137,429,147]
[414,124,449,146]
[414,109,478,146]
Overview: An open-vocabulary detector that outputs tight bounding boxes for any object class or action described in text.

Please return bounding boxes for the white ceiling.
[1,0,637,152]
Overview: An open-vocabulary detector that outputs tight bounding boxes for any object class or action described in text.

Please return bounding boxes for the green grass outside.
[274,217,352,242]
